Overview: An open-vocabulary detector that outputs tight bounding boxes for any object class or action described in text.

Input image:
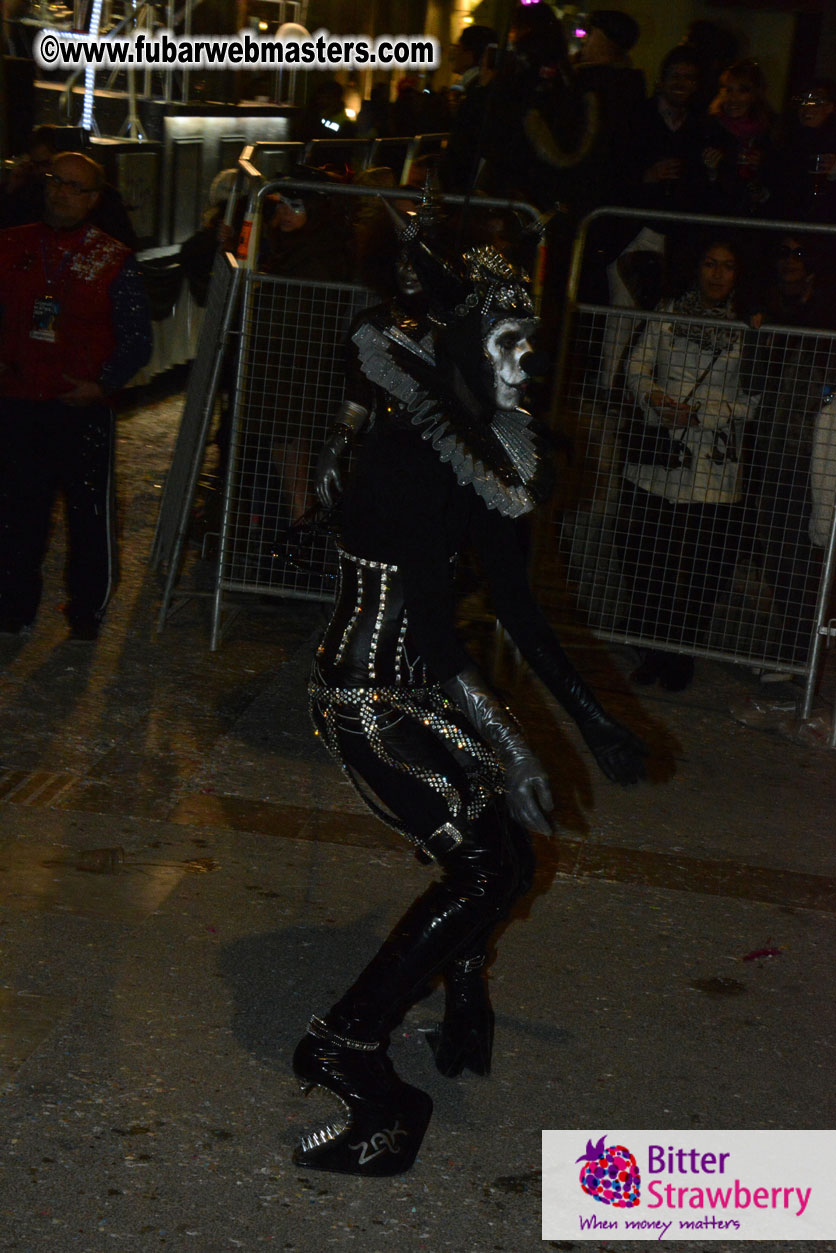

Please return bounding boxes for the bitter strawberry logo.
[577,1134,641,1207]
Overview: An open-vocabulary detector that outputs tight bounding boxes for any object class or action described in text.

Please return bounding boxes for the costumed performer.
[293,223,648,1176]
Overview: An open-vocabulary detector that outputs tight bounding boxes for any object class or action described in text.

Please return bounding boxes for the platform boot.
[425,953,494,1077]
[292,1014,433,1176]
[292,868,500,1173]
[291,801,532,1172]
[425,812,534,1078]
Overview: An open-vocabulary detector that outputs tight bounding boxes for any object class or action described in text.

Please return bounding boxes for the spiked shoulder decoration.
[351,304,551,519]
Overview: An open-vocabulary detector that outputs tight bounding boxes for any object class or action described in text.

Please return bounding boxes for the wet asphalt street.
[0,377,834,1252]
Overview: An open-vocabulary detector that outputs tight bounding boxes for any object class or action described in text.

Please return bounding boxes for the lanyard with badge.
[31,227,89,342]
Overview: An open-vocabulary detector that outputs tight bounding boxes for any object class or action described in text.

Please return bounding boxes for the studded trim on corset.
[317,546,422,688]
[310,548,505,858]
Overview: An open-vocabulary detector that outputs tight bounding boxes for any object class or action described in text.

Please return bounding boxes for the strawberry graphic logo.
[577,1134,641,1207]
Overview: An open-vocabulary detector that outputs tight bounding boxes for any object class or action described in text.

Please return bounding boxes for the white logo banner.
[543,1130,833,1241]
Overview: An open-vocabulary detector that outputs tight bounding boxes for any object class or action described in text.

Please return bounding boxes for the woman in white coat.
[619,237,759,689]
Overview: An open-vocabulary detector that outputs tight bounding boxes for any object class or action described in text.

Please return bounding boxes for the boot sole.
[293,1082,433,1176]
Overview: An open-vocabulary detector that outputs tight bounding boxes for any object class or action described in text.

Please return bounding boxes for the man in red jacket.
[0,152,152,640]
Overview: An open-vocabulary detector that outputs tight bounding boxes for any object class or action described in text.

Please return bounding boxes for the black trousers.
[312,704,536,1040]
[0,398,116,629]
[619,481,747,651]
[754,456,824,664]
[619,480,745,649]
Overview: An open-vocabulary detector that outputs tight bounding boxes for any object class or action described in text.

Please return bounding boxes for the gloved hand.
[443,666,554,835]
[314,401,370,508]
[503,755,554,835]
[315,435,346,508]
[578,713,648,785]
[521,642,648,786]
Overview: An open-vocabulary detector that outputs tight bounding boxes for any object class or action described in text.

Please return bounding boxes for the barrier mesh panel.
[152,251,238,572]
[221,274,375,600]
[556,304,836,670]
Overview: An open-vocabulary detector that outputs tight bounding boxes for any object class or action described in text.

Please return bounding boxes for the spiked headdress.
[353,207,551,517]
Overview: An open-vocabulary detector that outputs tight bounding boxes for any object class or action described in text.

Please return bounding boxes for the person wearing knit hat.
[572,9,645,212]
[587,9,640,56]
[454,23,498,89]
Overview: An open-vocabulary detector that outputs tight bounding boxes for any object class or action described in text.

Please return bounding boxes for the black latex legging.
[315,707,536,1041]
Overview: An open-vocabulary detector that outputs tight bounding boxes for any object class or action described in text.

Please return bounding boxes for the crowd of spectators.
[435,7,836,686]
[433,9,836,229]
[2,5,834,659]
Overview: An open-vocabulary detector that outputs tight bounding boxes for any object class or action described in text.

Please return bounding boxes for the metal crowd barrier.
[303,133,449,182]
[240,137,423,198]
[549,207,836,737]
[152,250,241,613]
[216,268,374,624]
[205,167,545,646]
[144,151,565,641]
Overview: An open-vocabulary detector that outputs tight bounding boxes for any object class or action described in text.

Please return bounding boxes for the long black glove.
[443,666,554,835]
[314,400,369,508]
[524,643,648,786]
[315,431,349,509]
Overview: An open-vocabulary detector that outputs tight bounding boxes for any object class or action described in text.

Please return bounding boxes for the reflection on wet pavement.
[0,769,77,806]
[2,777,834,915]
[0,842,185,923]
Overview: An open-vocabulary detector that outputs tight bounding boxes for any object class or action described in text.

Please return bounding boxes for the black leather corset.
[315,548,426,687]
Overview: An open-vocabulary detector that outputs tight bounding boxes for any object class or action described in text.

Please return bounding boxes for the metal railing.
[204,161,546,645]
[548,206,836,736]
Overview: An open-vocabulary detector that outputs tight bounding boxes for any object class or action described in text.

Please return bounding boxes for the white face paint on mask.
[484,317,536,409]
